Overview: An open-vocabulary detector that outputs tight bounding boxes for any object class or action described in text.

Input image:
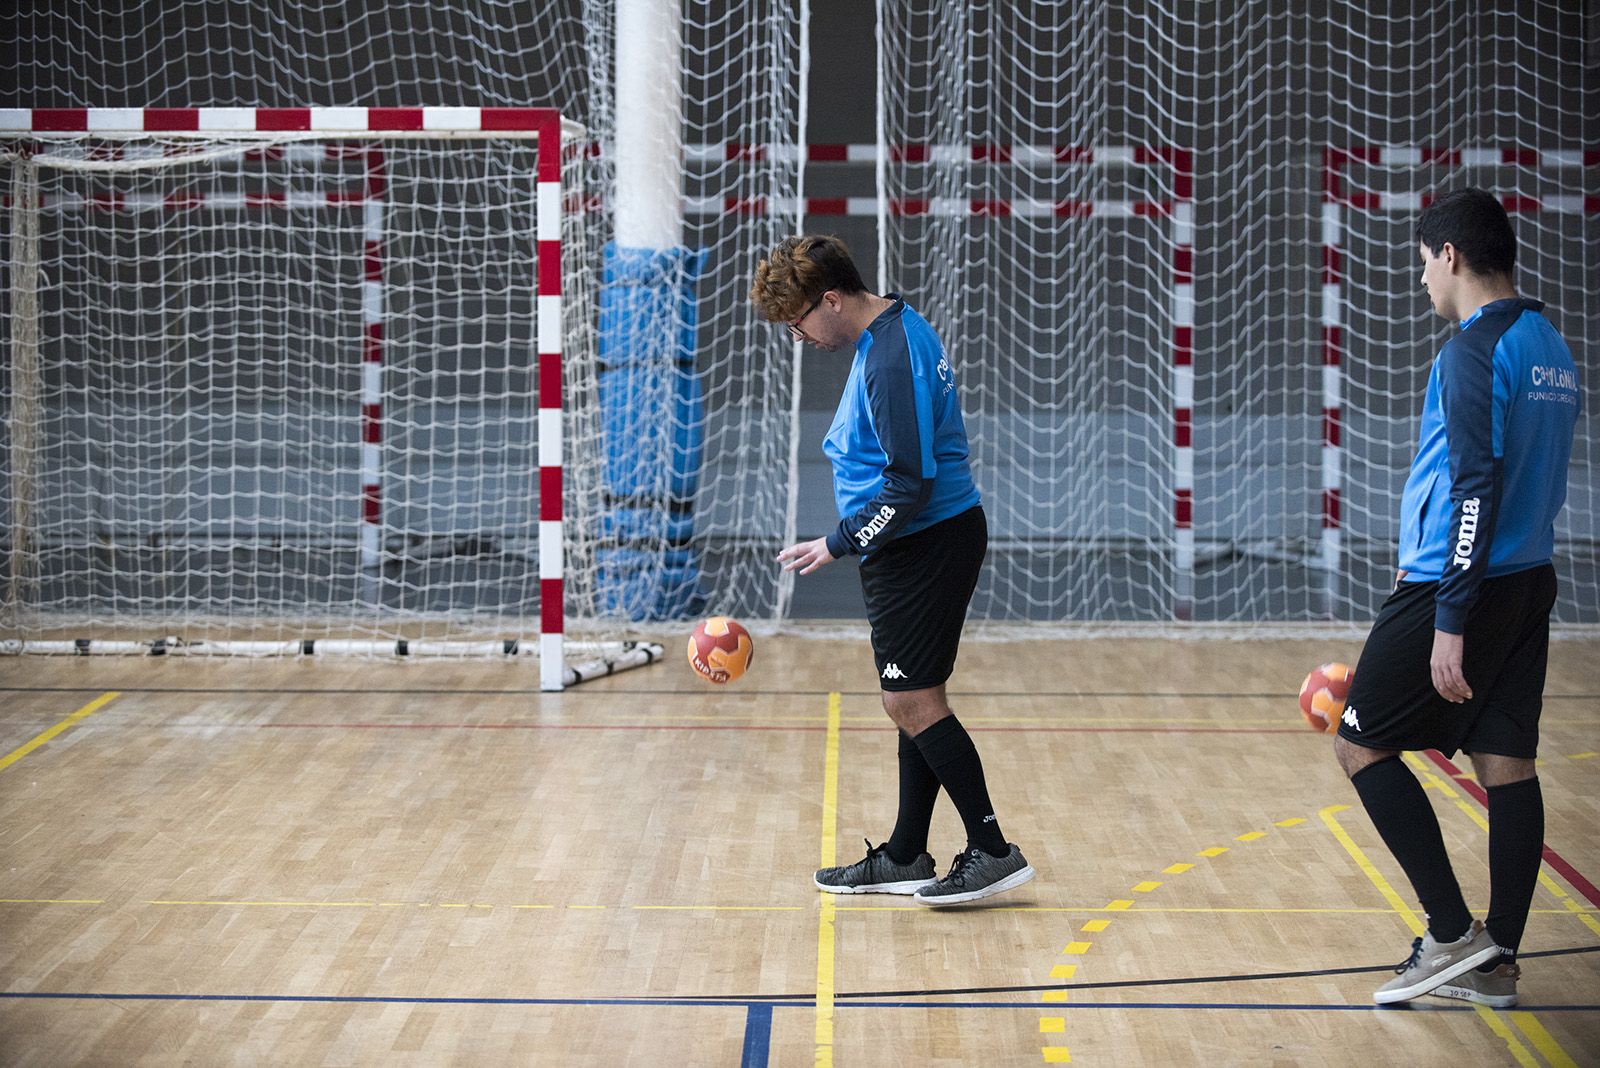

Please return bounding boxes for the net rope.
[1,1,1594,641]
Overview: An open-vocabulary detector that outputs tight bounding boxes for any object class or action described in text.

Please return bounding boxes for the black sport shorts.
[858,505,986,692]
[1337,563,1557,759]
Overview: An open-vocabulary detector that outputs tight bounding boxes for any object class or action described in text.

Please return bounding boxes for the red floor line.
[944,726,1310,735]
[263,722,816,732]
[256,722,1311,735]
[1422,747,1600,910]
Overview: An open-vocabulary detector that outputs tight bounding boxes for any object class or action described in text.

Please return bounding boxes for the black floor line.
[3,685,1597,701]
[652,943,1600,1003]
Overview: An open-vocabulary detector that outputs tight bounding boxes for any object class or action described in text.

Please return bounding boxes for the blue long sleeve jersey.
[1397,297,1580,633]
[822,296,981,559]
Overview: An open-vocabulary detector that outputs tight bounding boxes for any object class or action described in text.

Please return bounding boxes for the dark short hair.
[1416,188,1516,278]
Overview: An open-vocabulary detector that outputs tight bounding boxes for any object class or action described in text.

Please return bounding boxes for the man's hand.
[1430,629,1472,704]
[777,537,836,575]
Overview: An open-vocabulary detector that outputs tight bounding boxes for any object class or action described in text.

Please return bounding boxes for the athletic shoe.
[1373,920,1504,1004]
[913,844,1035,906]
[814,839,936,895]
[1431,960,1520,1008]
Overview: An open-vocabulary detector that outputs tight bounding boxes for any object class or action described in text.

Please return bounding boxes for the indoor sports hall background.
[1,6,1598,1066]
[1,1,1595,653]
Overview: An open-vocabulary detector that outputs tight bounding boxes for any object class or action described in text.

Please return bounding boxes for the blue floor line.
[739,1004,772,1068]
[2,991,1597,1013]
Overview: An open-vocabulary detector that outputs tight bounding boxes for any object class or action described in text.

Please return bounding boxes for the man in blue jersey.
[750,234,1034,905]
[1334,189,1580,1008]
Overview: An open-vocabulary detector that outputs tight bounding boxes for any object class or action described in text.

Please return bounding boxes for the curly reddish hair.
[748,234,868,322]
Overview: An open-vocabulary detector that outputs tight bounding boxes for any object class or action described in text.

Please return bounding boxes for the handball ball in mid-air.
[1299,662,1353,733]
[687,616,754,684]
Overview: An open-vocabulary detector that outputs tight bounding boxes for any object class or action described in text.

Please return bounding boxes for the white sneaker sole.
[1372,943,1505,1004]
[914,864,1036,907]
[1430,979,1517,1009]
[813,877,935,895]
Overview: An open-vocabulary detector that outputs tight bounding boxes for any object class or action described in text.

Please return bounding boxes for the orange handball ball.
[687,616,754,685]
[1299,662,1353,733]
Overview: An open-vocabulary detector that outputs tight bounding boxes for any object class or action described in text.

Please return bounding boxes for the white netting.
[878,1,1597,626]
[1,1,1595,638]
[659,4,804,622]
[1,133,608,651]
[1,2,807,653]
[879,4,1189,622]
[1334,150,1598,625]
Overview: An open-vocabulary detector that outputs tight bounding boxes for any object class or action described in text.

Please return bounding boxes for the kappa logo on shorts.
[1342,705,1361,731]
[881,663,906,680]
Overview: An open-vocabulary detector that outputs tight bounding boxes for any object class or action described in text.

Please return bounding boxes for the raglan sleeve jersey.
[821,297,981,560]
[1395,297,1580,633]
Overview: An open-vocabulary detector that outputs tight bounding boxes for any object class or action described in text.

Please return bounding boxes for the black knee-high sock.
[912,715,1008,857]
[1351,757,1472,943]
[885,729,941,865]
[1484,776,1543,962]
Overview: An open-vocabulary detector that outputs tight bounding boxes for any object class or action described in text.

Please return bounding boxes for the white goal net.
[876,2,1597,628]
[2,1,1595,642]
[0,112,662,686]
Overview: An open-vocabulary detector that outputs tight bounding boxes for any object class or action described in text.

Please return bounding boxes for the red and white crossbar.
[1319,144,1599,610]
[1323,146,1600,213]
[781,140,1198,616]
[1,107,561,137]
[683,142,1188,171]
[697,144,1191,219]
[30,191,1178,221]
[698,196,1181,218]
[3,107,571,690]
[35,191,1183,221]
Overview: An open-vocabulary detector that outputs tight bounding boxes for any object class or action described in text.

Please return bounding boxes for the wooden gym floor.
[1,636,1596,1066]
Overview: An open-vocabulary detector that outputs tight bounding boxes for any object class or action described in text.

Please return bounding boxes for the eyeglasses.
[786,293,826,342]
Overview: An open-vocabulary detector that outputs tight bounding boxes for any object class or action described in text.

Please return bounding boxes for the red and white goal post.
[0,107,661,690]
[1320,145,1598,618]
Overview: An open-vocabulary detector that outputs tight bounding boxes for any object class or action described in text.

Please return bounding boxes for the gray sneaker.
[914,844,1035,906]
[1431,960,1520,1008]
[814,839,936,895]
[1373,920,1504,1004]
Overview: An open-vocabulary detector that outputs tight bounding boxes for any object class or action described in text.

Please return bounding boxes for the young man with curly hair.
[750,234,1034,906]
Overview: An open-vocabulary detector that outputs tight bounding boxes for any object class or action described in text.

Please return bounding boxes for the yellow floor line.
[150,900,380,907]
[0,898,103,905]
[1317,804,1422,934]
[632,905,806,912]
[1402,752,1489,831]
[1036,813,1312,1062]
[1404,753,1588,1062]
[1508,1011,1579,1068]
[0,691,120,773]
[1472,1006,1541,1068]
[8,897,1585,916]
[1409,754,1600,939]
[1320,803,1538,1065]
[1546,877,1600,940]
[814,691,841,1068]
